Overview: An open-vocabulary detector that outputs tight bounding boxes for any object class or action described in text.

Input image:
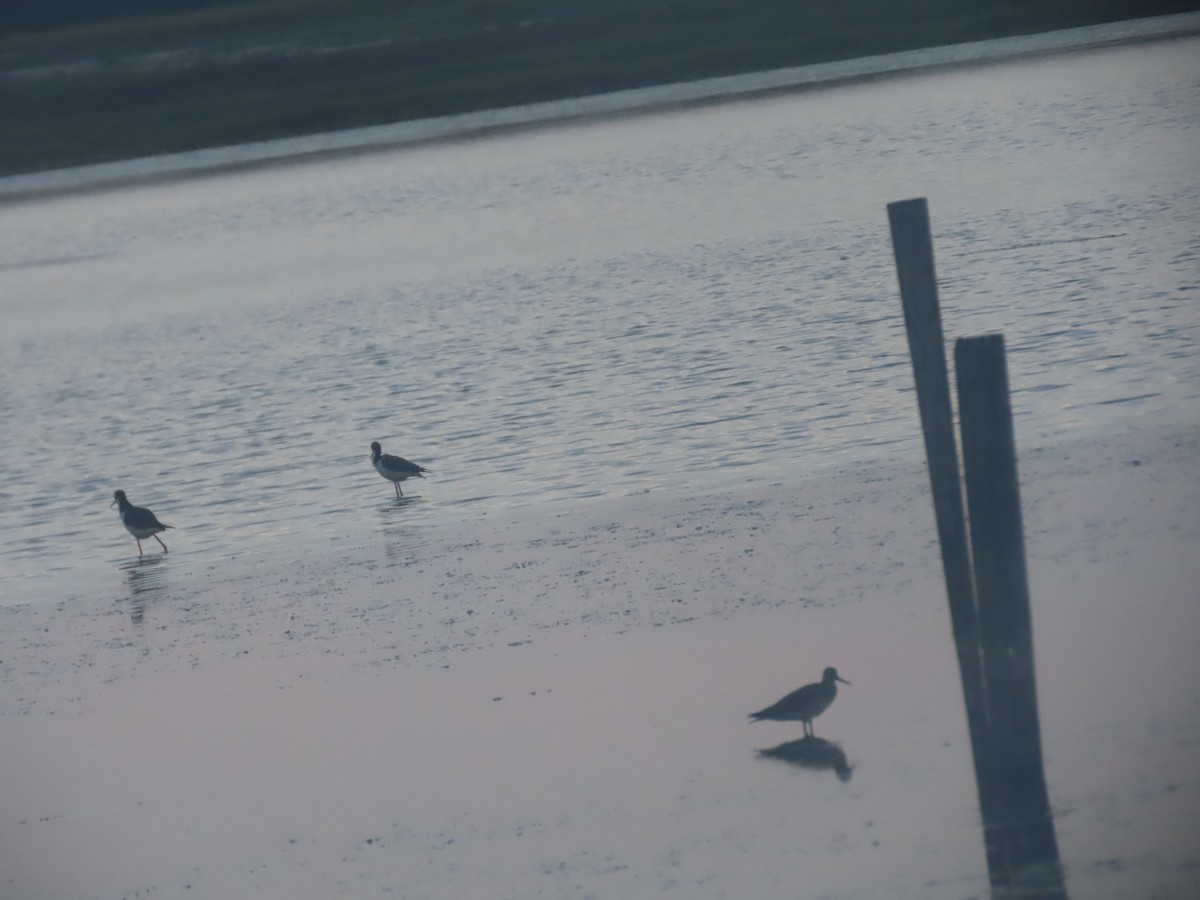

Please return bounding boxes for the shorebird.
[111,490,174,556]
[370,441,430,498]
[749,667,850,737]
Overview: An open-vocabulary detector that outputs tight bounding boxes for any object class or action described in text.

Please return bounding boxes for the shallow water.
[0,34,1198,605]
[3,424,1197,899]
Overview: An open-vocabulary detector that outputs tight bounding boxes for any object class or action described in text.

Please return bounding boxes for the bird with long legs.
[111,490,174,556]
[370,441,430,498]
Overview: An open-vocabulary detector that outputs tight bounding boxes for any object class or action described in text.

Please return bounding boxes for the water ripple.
[2,37,1198,603]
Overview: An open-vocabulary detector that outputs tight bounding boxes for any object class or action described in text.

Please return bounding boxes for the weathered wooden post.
[886,198,990,763]
[956,334,1066,897]
[890,200,1066,898]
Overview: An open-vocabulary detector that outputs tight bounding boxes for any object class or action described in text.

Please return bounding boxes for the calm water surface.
[1,36,1197,604]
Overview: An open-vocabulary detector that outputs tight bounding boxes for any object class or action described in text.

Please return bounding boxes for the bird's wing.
[128,507,169,530]
[382,454,427,474]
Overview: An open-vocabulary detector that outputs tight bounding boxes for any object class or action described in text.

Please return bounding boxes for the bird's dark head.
[111,490,127,508]
[370,441,382,459]
[824,667,850,686]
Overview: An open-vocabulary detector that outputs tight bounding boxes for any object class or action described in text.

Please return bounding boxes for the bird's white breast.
[374,458,408,481]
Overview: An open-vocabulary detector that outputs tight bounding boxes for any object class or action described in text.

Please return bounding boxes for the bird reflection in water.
[757,735,853,782]
[118,554,170,623]
[377,496,430,563]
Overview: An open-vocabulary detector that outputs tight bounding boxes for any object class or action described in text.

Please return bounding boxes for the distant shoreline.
[2,11,1197,203]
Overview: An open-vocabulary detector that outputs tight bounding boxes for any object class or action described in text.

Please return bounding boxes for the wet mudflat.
[3,424,1197,898]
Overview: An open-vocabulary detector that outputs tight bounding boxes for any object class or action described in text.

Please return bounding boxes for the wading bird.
[111,490,174,556]
[749,667,850,737]
[370,441,430,498]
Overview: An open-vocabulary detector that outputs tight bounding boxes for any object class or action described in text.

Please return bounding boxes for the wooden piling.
[886,198,989,758]
[889,200,1065,897]
[956,333,1066,898]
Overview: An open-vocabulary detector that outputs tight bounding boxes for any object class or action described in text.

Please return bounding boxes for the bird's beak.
[110,498,117,507]
[837,676,851,686]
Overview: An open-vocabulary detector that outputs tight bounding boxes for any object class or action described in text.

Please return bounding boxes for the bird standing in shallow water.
[370,441,430,498]
[111,490,174,557]
[749,667,850,737]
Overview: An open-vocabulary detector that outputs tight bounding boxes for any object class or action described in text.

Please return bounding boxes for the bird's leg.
[154,534,169,553]
[136,538,144,557]
[396,482,403,498]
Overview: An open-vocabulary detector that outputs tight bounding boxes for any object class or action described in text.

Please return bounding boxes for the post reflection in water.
[981,813,1066,900]
[118,555,170,623]
[756,735,853,782]
[971,656,1069,900]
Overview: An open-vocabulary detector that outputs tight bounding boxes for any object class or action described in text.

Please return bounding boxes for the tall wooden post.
[956,334,1065,898]
[886,198,990,764]
[890,201,1065,898]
